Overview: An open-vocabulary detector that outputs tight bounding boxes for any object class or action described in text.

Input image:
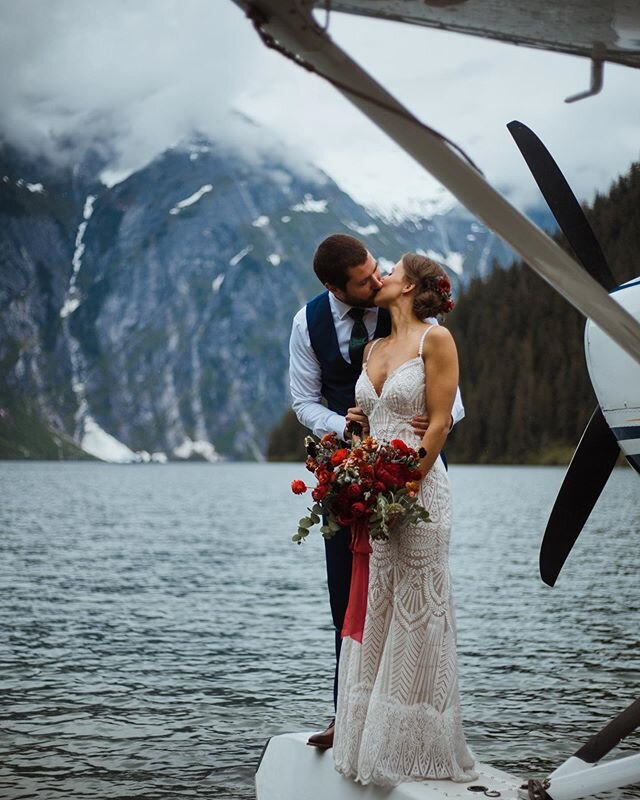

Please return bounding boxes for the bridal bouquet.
[290,432,430,544]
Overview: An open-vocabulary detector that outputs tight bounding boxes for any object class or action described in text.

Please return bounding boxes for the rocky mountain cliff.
[0,125,541,461]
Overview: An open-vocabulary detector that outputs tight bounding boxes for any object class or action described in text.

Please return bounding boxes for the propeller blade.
[507,120,617,291]
[540,406,620,586]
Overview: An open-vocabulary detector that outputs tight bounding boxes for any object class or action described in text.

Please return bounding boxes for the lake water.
[1,462,639,800]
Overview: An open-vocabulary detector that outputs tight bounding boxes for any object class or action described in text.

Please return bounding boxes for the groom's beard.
[341,292,380,309]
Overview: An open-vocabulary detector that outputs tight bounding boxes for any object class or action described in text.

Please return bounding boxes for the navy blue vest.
[306,291,391,416]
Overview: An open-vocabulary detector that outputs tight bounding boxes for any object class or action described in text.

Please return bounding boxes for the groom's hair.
[313,234,368,290]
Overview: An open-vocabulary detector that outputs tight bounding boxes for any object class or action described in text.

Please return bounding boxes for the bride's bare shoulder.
[422,324,456,355]
[426,324,453,341]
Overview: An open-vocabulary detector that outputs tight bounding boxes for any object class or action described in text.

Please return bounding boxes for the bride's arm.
[418,327,459,476]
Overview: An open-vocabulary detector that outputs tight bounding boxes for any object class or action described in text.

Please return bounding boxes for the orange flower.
[321,433,337,446]
[331,448,349,466]
[405,481,420,493]
[291,480,307,495]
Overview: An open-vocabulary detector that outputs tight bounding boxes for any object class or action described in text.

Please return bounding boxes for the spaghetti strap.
[418,324,435,357]
[363,338,382,369]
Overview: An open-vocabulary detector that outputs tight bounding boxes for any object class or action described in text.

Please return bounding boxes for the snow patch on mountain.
[60,194,96,318]
[346,221,379,236]
[100,167,135,188]
[369,192,458,225]
[82,416,138,463]
[291,195,327,213]
[417,248,464,276]
[169,184,213,215]
[2,177,45,193]
[229,246,252,266]
[173,437,220,462]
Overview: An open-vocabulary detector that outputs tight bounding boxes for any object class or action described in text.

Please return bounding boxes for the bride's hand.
[346,406,370,437]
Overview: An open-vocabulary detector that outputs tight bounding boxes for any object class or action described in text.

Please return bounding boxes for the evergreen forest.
[268,162,640,464]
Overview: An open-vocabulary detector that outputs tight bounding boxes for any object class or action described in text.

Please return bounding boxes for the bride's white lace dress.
[333,329,477,786]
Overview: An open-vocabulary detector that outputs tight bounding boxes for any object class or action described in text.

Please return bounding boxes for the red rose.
[312,484,329,502]
[347,483,361,499]
[372,481,387,494]
[390,439,410,454]
[291,480,307,495]
[316,469,331,485]
[351,502,367,517]
[331,448,349,466]
[374,456,413,490]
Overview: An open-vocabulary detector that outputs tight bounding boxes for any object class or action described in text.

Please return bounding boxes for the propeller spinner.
[507,122,640,586]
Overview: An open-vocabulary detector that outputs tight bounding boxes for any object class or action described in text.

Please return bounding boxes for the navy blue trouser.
[324,525,352,710]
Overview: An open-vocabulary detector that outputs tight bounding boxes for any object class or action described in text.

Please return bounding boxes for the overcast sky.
[1,1,639,217]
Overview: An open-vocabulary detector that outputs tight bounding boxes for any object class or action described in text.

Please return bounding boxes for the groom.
[289,233,464,749]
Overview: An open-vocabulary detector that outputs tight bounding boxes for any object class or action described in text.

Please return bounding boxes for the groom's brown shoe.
[306,719,335,750]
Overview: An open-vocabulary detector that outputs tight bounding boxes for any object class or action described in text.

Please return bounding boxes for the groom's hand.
[411,414,430,437]
[345,406,370,437]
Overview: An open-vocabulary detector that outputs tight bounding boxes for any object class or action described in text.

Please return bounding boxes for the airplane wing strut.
[232,0,640,365]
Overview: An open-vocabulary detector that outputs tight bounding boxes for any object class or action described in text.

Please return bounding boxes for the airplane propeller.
[506,121,622,587]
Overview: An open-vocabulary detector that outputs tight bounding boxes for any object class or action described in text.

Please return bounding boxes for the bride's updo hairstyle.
[401,253,455,318]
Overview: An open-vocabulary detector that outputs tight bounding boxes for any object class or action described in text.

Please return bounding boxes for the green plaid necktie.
[348,307,368,370]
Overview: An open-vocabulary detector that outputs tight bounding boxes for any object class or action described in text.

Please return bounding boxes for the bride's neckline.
[363,355,424,400]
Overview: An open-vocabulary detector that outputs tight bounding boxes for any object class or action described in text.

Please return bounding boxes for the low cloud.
[1,2,638,215]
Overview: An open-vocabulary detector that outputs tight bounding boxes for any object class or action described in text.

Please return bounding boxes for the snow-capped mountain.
[0,128,548,462]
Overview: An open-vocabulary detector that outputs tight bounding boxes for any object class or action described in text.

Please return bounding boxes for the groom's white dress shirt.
[289,292,465,438]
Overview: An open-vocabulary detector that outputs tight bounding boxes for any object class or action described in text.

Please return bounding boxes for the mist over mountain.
[0,122,546,461]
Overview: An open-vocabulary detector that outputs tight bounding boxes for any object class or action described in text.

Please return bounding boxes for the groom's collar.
[329,292,378,321]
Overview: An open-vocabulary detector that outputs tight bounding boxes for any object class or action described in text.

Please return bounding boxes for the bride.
[333,252,478,786]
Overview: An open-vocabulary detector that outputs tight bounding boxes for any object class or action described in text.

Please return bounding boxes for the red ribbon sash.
[341,519,372,644]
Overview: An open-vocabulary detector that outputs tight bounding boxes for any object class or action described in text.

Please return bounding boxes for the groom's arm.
[451,386,465,426]
[289,308,346,439]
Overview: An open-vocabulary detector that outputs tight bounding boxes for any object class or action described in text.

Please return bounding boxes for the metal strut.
[565,44,605,103]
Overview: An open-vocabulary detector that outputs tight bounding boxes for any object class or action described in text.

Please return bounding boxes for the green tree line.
[268,162,640,464]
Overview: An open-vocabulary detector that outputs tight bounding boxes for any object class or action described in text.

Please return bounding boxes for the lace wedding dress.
[333,327,477,786]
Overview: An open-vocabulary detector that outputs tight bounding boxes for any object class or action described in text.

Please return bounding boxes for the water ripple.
[0,463,638,799]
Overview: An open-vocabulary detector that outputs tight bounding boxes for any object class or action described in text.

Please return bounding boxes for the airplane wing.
[233,0,640,364]
[317,0,640,70]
